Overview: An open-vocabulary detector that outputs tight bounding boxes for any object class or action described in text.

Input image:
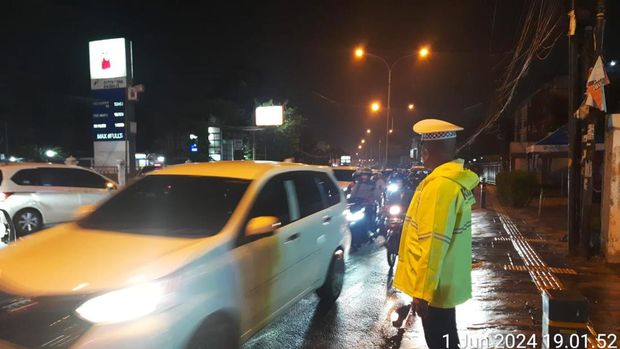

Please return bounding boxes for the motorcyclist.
[350,168,376,204]
[349,168,377,230]
[372,172,387,203]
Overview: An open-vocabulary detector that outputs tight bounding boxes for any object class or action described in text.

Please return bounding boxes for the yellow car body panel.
[0,223,207,296]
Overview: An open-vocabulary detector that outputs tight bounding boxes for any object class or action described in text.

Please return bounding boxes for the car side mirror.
[0,209,16,246]
[245,216,281,237]
[74,204,96,219]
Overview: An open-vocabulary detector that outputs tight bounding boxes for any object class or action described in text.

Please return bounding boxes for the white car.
[0,161,348,348]
[0,163,117,236]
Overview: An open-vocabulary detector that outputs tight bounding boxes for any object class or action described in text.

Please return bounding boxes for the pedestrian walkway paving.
[482,190,620,341]
[395,191,619,348]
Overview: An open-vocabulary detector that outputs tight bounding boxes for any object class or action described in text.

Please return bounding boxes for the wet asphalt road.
[243,210,544,349]
[243,239,423,349]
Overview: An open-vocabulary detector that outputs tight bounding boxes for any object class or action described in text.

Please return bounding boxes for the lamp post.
[354,46,430,168]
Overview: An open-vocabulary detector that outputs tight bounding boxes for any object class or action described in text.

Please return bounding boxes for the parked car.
[0,161,348,348]
[0,163,118,236]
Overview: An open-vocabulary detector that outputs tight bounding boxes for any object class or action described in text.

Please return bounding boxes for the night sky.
[0,0,593,160]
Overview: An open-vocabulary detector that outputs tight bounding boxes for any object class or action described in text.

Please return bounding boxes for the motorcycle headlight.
[345,208,366,222]
[388,205,402,216]
[76,281,171,324]
[387,183,400,193]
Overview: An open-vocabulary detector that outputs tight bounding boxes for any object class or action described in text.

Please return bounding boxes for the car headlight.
[387,183,400,193]
[76,281,170,324]
[345,208,365,222]
[388,205,402,216]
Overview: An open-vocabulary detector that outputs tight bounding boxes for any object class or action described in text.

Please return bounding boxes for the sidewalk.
[381,185,620,348]
[473,186,620,337]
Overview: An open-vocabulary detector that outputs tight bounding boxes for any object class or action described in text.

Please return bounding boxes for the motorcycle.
[381,179,412,268]
[384,203,405,268]
[346,197,377,250]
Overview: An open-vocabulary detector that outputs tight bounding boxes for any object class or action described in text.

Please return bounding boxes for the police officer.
[393,119,479,349]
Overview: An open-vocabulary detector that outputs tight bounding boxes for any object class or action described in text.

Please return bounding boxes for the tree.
[255,100,306,161]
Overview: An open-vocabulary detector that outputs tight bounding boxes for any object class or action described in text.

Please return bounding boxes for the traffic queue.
[0,159,428,348]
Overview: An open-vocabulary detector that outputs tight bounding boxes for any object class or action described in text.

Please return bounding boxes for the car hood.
[0,223,210,296]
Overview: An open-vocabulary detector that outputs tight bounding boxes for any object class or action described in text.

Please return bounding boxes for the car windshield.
[79,175,250,237]
[333,169,356,182]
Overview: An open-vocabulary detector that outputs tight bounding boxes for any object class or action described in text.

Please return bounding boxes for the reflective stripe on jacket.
[393,159,479,308]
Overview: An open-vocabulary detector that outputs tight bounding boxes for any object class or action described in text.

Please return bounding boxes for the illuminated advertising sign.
[91,88,126,141]
[255,106,283,126]
[89,38,127,89]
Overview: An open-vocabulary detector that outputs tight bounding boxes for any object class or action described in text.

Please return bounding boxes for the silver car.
[0,163,117,236]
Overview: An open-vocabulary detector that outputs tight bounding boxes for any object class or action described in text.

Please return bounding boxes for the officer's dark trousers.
[421,306,460,349]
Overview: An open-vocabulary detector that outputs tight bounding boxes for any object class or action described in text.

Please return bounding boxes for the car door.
[287,171,332,288]
[33,168,82,224]
[71,169,115,206]
[236,174,303,331]
[313,171,347,264]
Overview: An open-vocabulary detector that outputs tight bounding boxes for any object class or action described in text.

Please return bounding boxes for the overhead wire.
[458,0,563,152]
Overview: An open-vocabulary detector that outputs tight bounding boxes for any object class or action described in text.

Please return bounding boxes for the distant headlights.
[388,205,402,216]
[387,183,400,193]
[345,208,366,222]
[76,281,169,324]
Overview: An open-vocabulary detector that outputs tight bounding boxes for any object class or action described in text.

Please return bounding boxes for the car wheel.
[186,313,240,349]
[316,250,345,304]
[13,208,43,237]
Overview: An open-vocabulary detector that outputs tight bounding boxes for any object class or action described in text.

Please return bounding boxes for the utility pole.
[579,0,606,258]
[3,120,8,158]
[386,69,392,169]
[567,0,581,256]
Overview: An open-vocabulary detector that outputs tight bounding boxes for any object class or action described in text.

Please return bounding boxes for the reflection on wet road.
[244,211,541,349]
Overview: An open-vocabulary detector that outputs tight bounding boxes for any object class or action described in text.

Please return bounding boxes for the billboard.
[89,38,127,89]
[256,106,283,126]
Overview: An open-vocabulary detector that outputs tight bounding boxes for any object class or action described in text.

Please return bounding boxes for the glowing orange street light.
[361,139,366,144]
[408,103,415,111]
[389,129,393,134]
[418,46,430,59]
[354,47,365,59]
[370,101,381,112]
[366,129,371,134]
[358,145,363,149]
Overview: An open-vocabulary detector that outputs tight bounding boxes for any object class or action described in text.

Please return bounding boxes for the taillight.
[0,192,13,202]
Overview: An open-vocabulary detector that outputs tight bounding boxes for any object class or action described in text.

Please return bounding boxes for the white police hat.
[413,119,464,141]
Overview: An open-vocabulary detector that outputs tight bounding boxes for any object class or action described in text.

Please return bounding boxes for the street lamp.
[358,145,362,149]
[45,149,57,158]
[354,45,430,167]
[354,47,365,59]
[419,46,430,59]
[408,103,415,111]
[370,101,381,112]
[366,129,371,134]
[361,139,366,144]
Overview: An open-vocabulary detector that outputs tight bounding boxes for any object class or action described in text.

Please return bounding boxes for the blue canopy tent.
[527,124,604,154]
[526,124,604,187]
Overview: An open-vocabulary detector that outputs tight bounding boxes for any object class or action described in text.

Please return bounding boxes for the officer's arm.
[412,180,460,303]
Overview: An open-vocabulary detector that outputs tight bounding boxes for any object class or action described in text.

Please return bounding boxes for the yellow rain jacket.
[393,159,479,308]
